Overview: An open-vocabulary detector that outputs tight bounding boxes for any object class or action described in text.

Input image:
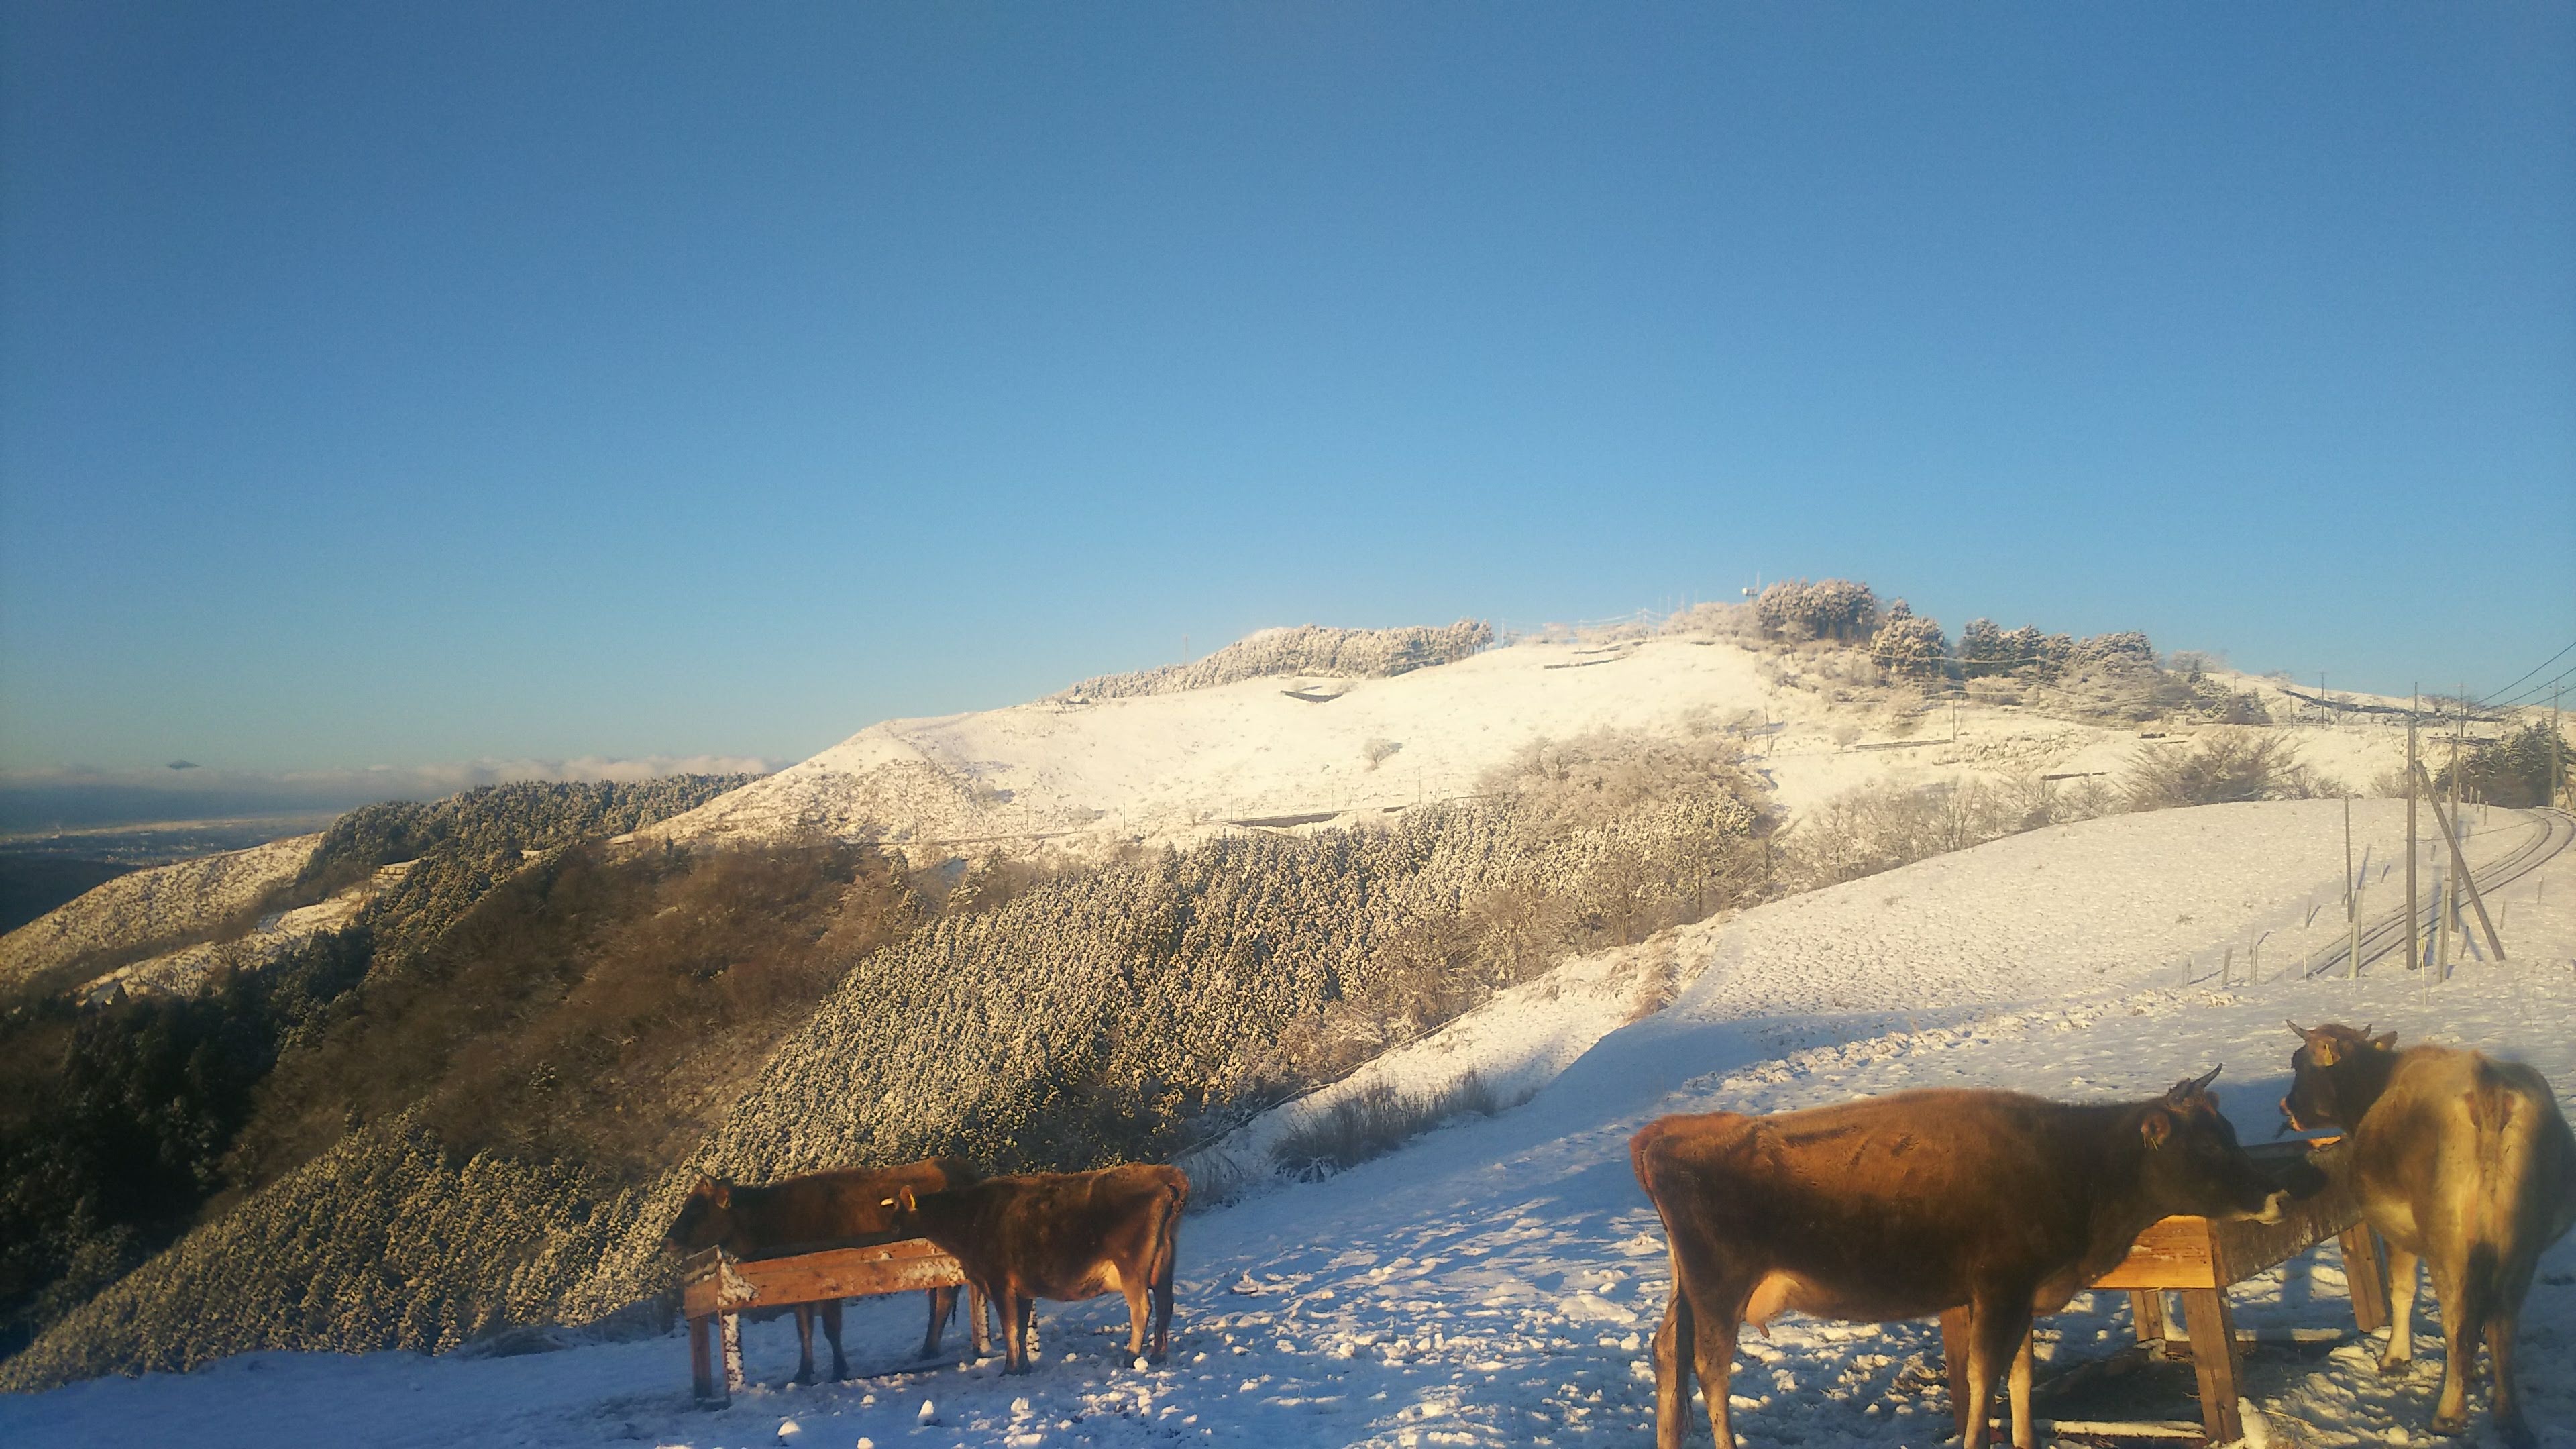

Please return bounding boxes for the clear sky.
[3,3,2571,818]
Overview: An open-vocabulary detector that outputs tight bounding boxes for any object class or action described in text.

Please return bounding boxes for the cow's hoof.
[2428,1411,2468,1436]
[2377,1354,2412,1376]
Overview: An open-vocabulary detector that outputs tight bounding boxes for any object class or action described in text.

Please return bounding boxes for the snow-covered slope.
[0,833,321,989]
[72,859,414,1003]
[12,802,2567,1448]
[656,631,2420,861]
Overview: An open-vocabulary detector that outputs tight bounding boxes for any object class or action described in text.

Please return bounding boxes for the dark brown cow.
[665,1157,978,1383]
[2283,1023,2576,1449]
[1632,1070,2297,1449]
[885,1163,1188,1375]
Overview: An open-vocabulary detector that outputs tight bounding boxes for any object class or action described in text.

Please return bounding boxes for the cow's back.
[739,1157,978,1254]
[1633,1089,2120,1318]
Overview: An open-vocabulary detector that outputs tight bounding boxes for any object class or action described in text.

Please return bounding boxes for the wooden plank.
[2339,1226,2389,1334]
[690,1314,720,1407]
[2093,1218,2220,1289]
[2129,1289,2167,1351]
[2178,1289,2243,1444]
[682,1239,966,1317]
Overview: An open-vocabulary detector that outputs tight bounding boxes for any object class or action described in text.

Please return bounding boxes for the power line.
[2489,659,2576,712]
[2476,637,2576,708]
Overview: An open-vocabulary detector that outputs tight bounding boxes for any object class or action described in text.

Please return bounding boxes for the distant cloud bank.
[0,756,771,835]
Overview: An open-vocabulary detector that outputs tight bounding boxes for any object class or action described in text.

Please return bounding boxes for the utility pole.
[2416,760,2508,963]
[2406,690,2419,971]
[2455,688,2467,930]
[2343,796,2354,922]
[2554,687,2564,811]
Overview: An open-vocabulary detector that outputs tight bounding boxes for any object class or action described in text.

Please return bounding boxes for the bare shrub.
[2123,731,2340,810]
[1267,1071,1502,1181]
[1362,737,1403,771]
[1660,602,1759,641]
[1062,621,1492,701]
[1786,771,2116,889]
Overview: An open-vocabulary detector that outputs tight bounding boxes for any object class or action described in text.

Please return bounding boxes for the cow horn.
[2169,1065,2221,1099]
[2284,1019,2310,1040]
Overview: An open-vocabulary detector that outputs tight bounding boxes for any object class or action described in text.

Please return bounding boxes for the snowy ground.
[7,804,2570,1449]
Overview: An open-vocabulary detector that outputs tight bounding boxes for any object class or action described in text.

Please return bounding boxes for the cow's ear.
[692,1173,714,1195]
[712,1181,731,1208]
[2369,1030,2397,1051]
[898,1187,916,1212]
[2140,1110,2174,1150]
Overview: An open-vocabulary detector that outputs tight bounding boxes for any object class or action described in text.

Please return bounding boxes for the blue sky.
[3,3,2571,813]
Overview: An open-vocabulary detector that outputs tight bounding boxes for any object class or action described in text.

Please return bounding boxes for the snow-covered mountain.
[7,796,2568,1448]
[653,621,2414,861]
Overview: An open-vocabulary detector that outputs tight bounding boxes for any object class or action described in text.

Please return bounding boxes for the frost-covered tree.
[1868,600,1947,678]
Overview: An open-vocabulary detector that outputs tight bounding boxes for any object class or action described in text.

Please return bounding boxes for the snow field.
[5,803,2568,1448]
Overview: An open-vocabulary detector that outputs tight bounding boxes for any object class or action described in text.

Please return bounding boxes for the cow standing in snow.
[1631,1071,2302,1449]
[885,1163,1188,1375]
[2283,1022,2576,1449]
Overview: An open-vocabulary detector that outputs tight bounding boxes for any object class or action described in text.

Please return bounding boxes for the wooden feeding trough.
[1941,1138,2387,1444]
[682,1238,989,1407]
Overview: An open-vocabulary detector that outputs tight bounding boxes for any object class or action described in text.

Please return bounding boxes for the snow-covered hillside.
[0,833,320,989]
[11,801,2567,1448]
[655,626,2418,861]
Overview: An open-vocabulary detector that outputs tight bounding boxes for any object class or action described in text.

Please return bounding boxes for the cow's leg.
[920,1286,957,1360]
[1960,1288,2037,1449]
[996,1289,1032,1375]
[1123,1274,1153,1362]
[2381,1244,2421,1370]
[1684,1284,1751,1449]
[820,1299,847,1381]
[2485,1305,2530,1449]
[2008,1326,2035,1449]
[1651,1287,1695,1449]
[1013,1293,1038,1375]
[791,1304,818,1386]
[2426,1252,2475,1434]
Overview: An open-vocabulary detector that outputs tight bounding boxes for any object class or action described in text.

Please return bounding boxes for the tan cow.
[2283,1023,2576,1449]
[1633,1070,2302,1449]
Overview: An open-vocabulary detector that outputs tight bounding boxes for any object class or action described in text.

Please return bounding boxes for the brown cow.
[1632,1070,2299,1449]
[665,1157,979,1383]
[885,1163,1188,1375]
[2283,1023,2576,1449]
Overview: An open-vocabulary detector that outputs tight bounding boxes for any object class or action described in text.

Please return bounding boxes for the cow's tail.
[1150,1168,1189,1297]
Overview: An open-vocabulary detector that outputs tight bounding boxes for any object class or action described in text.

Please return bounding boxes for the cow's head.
[2136,1067,2297,1223]
[879,1185,922,1235]
[663,1175,735,1256]
[2280,1021,2397,1131]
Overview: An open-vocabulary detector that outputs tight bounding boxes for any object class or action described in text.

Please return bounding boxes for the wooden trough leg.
[2178,1289,2243,1444]
[970,1282,993,1358]
[690,1313,724,1407]
[2339,1226,2390,1335]
[720,1311,745,1400]
[2131,1289,2167,1356]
